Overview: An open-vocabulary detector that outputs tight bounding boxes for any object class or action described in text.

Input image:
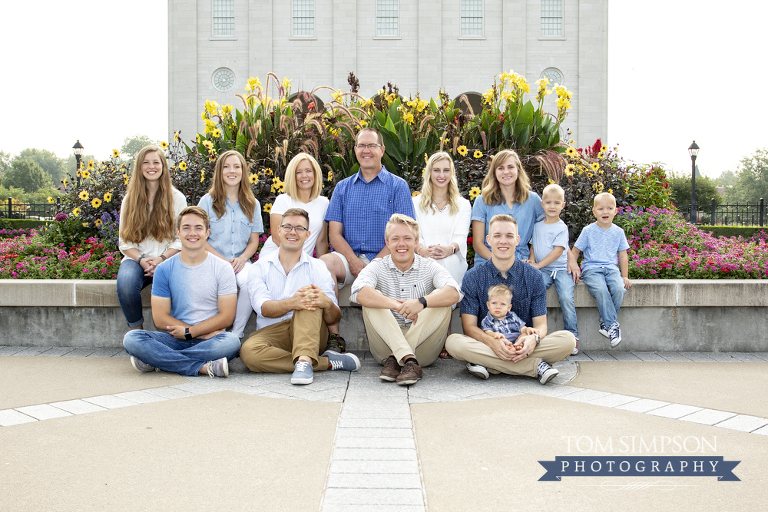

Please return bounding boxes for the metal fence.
[678,198,765,226]
[0,197,59,220]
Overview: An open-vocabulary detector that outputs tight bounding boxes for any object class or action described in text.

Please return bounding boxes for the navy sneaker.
[598,322,609,338]
[608,323,622,347]
[537,361,559,384]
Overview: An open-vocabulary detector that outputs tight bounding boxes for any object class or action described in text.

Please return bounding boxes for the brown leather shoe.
[379,355,401,382]
[396,360,423,386]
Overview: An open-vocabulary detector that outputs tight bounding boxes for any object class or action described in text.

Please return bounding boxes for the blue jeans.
[116,259,153,328]
[540,269,578,336]
[580,266,626,328]
[123,330,242,376]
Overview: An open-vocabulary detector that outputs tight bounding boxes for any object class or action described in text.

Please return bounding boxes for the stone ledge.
[1,279,763,308]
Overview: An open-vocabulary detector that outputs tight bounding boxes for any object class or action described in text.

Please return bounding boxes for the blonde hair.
[593,192,617,207]
[385,213,420,240]
[487,284,513,301]
[542,183,565,201]
[283,153,323,201]
[176,205,210,231]
[120,145,176,244]
[481,149,531,206]
[418,151,461,215]
[208,150,256,223]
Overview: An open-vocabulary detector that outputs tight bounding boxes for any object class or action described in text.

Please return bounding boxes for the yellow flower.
[78,190,89,201]
[124,174,129,185]
[282,77,292,89]
[590,162,600,171]
[174,131,180,142]
[179,161,188,171]
[201,111,207,120]
[412,190,421,197]
[80,170,91,179]
[82,222,89,227]
[200,171,205,183]
[202,140,214,149]
[482,88,495,105]
[196,133,202,143]
[597,151,606,159]
[566,147,578,158]
[587,172,593,178]
[601,145,607,152]
[263,203,273,213]
[103,192,112,202]
[263,168,273,176]
[564,164,576,176]
[327,171,334,182]
[87,160,94,170]
[47,196,54,204]
[160,141,169,150]
[468,186,481,201]
[402,112,414,125]
[72,208,81,217]
[473,150,483,159]
[332,89,344,103]
[249,174,259,184]
[94,219,103,228]
[208,153,216,162]
[271,177,285,193]
[457,145,468,157]
[245,77,261,92]
[112,149,120,158]
[359,120,367,127]
[608,189,613,194]
[212,128,222,138]
[61,178,68,187]
[91,198,102,208]
[624,188,629,194]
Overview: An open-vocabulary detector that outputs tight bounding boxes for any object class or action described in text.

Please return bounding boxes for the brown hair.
[208,150,257,222]
[176,205,210,231]
[481,149,531,206]
[120,145,177,244]
[281,207,310,226]
[488,214,518,232]
[356,127,383,145]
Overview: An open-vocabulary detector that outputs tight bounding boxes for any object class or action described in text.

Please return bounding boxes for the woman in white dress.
[258,152,329,259]
[413,151,471,357]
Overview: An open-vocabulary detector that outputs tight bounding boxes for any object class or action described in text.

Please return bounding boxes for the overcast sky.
[3,1,765,180]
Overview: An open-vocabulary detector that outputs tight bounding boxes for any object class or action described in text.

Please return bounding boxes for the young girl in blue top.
[198,150,264,339]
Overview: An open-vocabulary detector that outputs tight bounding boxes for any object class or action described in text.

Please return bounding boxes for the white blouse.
[258,193,330,259]
[118,188,188,262]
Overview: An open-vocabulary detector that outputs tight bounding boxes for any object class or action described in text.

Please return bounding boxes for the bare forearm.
[619,252,629,278]
[355,287,400,309]
[424,286,460,308]
[261,297,302,318]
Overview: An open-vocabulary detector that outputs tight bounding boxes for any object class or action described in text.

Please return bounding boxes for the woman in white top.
[413,151,471,357]
[258,152,329,259]
[413,151,472,285]
[117,145,187,329]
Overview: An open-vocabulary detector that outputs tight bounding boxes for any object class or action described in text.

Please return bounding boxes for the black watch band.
[418,297,428,308]
[184,327,192,340]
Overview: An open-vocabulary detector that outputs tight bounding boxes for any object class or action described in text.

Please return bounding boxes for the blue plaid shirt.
[481,310,526,343]
[460,259,547,327]
[325,167,415,261]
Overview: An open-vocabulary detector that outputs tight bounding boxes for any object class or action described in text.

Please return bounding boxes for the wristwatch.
[418,297,428,308]
[534,334,541,346]
[184,327,193,340]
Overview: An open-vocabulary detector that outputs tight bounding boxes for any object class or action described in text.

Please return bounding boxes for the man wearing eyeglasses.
[241,208,361,384]
[321,127,415,288]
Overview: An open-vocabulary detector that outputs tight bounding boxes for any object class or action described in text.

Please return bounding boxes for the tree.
[17,148,67,184]
[121,134,158,161]
[2,158,51,193]
[722,148,768,205]
[668,172,723,207]
[0,151,11,179]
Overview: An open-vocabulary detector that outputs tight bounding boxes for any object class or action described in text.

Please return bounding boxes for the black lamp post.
[688,141,699,223]
[73,140,84,189]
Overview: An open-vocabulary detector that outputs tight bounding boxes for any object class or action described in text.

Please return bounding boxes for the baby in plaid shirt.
[480,284,536,344]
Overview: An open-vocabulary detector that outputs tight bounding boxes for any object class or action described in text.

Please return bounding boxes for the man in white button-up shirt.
[351,214,462,386]
[241,208,360,385]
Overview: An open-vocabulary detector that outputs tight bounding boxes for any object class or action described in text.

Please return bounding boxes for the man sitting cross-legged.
[351,214,462,386]
[240,208,360,385]
[123,206,242,378]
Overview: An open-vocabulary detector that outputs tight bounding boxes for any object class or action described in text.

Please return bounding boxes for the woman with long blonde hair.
[117,145,188,329]
[470,149,544,264]
[198,150,263,339]
[258,152,329,260]
[413,151,471,285]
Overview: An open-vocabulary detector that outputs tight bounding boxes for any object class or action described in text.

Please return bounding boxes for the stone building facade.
[169,0,607,147]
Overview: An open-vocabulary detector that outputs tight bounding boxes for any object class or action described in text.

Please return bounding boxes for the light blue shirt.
[574,223,629,271]
[531,219,569,272]
[471,192,544,264]
[247,249,338,329]
[198,194,263,260]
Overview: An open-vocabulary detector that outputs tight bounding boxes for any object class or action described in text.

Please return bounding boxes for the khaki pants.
[363,306,451,366]
[240,308,329,373]
[445,330,576,377]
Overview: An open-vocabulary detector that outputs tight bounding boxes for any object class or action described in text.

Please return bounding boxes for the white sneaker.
[537,361,560,384]
[571,337,580,356]
[466,362,489,380]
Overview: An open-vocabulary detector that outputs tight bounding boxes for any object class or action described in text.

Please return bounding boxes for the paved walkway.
[2,347,767,511]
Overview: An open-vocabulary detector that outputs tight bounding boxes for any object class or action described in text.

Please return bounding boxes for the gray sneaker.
[571,337,580,356]
[466,362,490,380]
[291,360,314,385]
[322,351,360,372]
[206,357,229,378]
[130,356,155,373]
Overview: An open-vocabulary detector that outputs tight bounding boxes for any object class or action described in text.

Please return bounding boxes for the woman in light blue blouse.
[198,150,263,339]
[471,149,544,265]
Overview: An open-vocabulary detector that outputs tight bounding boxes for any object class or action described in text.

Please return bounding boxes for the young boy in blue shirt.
[572,192,632,347]
[525,184,579,355]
